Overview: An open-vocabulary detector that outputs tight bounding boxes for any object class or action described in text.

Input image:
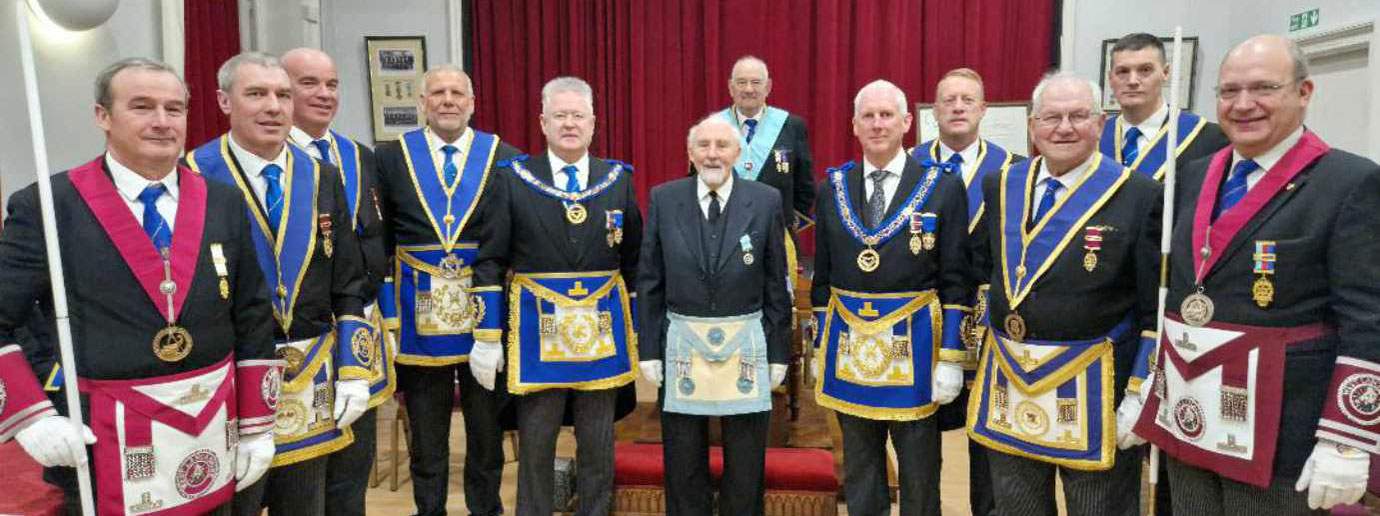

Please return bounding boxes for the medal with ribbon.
[774,149,791,175]
[509,156,628,225]
[830,161,941,273]
[318,213,334,258]
[740,234,755,266]
[1252,240,1276,308]
[606,209,624,248]
[1083,226,1103,272]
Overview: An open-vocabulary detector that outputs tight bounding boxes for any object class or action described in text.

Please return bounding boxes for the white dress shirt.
[549,150,590,191]
[1233,126,1303,191]
[289,126,332,162]
[227,134,290,207]
[937,139,983,185]
[428,127,473,182]
[1124,102,1170,158]
[734,106,765,130]
[861,150,909,213]
[1032,153,1096,208]
[107,153,179,231]
[697,172,735,220]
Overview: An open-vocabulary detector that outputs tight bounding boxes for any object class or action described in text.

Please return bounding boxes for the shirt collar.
[106,152,179,203]
[1129,102,1171,138]
[1234,125,1304,174]
[697,171,735,203]
[862,150,908,179]
[427,126,472,154]
[734,105,765,125]
[547,149,590,177]
[937,139,981,165]
[1035,153,1096,190]
[288,125,331,149]
[228,133,289,179]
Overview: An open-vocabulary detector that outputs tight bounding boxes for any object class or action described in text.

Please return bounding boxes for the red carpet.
[0,441,63,516]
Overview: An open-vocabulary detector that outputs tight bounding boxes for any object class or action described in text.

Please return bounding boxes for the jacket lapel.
[887,157,922,219]
[714,187,755,272]
[1210,167,1314,277]
[672,181,707,274]
[569,158,614,265]
[525,155,577,267]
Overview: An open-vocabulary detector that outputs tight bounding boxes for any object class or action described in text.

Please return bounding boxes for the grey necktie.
[865,169,888,228]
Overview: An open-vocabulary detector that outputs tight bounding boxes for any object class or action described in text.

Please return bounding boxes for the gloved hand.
[639,360,663,387]
[333,379,370,428]
[933,361,964,405]
[1138,370,1157,403]
[15,416,96,467]
[770,363,788,389]
[234,431,275,492]
[1115,395,1148,449]
[1295,439,1370,510]
[468,339,504,391]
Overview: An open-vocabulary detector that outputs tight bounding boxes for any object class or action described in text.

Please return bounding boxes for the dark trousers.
[836,412,941,516]
[232,455,329,515]
[987,445,1141,516]
[1166,455,1324,515]
[966,437,997,516]
[661,409,771,516]
[396,363,506,516]
[516,388,616,516]
[325,406,378,516]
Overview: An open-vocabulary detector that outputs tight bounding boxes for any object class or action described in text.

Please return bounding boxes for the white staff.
[1148,26,1185,499]
[15,2,96,514]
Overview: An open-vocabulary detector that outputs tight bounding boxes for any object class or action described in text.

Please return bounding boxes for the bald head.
[281,48,339,137]
[1216,34,1313,158]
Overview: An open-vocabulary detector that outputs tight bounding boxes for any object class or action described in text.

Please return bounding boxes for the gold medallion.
[274,399,308,435]
[1083,251,1098,272]
[1180,292,1215,327]
[566,203,588,224]
[909,235,922,255]
[1015,265,1027,279]
[152,325,194,362]
[443,214,456,227]
[439,254,464,279]
[276,346,306,375]
[922,233,936,251]
[1003,313,1027,342]
[743,252,755,266]
[1252,277,1274,308]
[276,285,288,299]
[856,248,881,272]
[1016,400,1051,437]
[219,278,230,300]
[322,238,334,258]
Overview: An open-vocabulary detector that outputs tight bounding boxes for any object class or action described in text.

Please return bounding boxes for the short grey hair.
[95,57,186,110]
[1287,39,1310,81]
[686,115,743,146]
[853,80,909,117]
[731,55,770,80]
[422,64,472,95]
[1030,71,1103,115]
[217,52,283,93]
[541,77,594,113]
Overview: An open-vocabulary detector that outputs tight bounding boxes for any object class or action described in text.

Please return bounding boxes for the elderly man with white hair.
[809,79,972,516]
[637,115,791,516]
[964,71,1162,516]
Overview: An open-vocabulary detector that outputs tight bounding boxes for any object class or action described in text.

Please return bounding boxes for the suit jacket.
[1167,141,1380,479]
[328,133,388,301]
[637,177,791,364]
[691,112,816,230]
[1102,112,1230,178]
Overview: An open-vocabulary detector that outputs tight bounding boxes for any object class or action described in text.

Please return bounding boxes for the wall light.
[24,0,119,32]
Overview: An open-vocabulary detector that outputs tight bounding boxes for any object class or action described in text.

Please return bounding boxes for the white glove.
[933,361,964,405]
[639,360,663,387]
[15,416,96,467]
[1138,370,1157,404]
[770,363,788,389]
[333,379,370,428]
[234,431,275,492]
[468,339,504,391]
[1295,439,1370,509]
[1115,395,1148,449]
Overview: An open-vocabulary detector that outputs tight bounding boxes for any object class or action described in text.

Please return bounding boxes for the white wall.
[0,0,163,209]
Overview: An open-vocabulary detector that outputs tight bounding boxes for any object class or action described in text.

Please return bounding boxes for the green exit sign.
[1290,8,1320,32]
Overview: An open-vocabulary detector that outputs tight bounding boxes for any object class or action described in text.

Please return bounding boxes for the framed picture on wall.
[915,102,1032,157]
[365,36,428,143]
[1099,36,1199,112]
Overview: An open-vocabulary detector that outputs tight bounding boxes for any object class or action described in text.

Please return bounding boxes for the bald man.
[1134,34,1380,515]
[372,64,519,516]
[281,47,391,516]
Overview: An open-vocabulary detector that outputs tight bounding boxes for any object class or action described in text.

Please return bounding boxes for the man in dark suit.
[910,67,1024,516]
[811,80,971,516]
[967,73,1162,516]
[472,76,642,516]
[282,47,392,516]
[717,55,815,234]
[0,57,277,516]
[638,115,791,516]
[186,51,372,516]
[1102,32,1229,180]
[373,64,519,516]
[1134,34,1380,515]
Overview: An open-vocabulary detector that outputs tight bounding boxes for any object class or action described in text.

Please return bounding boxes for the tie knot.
[1124,126,1142,141]
[561,165,578,176]
[261,164,283,181]
[947,153,964,165]
[868,169,889,183]
[744,119,758,129]
[442,144,459,157]
[138,183,167,204]
[1044,177,1063,192]
[1231,159,1260,178]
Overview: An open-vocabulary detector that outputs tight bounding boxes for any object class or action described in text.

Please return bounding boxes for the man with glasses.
[967,72,1161,516]
[1103,33,1228,178]
[1134,34,1380,515]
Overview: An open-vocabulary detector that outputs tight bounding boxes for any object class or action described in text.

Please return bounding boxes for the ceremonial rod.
[15,2,96,514]
[1149,26,1186,497]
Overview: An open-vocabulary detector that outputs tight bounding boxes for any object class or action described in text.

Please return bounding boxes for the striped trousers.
[987,445,1142,516]
[1166,455,1325,515]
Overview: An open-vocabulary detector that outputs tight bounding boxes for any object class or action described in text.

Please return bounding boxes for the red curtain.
[469,0,1056,251]
[184,0,241,150]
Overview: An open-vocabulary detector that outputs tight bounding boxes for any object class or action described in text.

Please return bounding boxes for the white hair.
[422,64,472,95]
[731,55,770,81]
[686,115,743,146]
[1030,71,1103,115]
[217,52,282,93]
[853,80,909,117]
[541,76,594,113]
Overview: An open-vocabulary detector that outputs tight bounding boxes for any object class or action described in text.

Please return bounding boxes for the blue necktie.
[561,165,580,193]
[1121,127,1142,167]
[1214,159,1259,221]
[744,119,758,143]
[312,139,333,166]
[138,184,172,252]
[441,145,459,188]
[261,164,285,234]
[1031,178,1062,228]
[946,152,965,175]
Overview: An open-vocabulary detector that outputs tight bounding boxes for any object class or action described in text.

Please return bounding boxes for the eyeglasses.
[1031,110,1095,129]
[1214,81,1298,100]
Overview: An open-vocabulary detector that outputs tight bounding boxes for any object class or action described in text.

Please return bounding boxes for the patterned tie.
[561,165,580,193]
[1214,159,1259,221]
[744,119,758,143]
[1031,178,1062,228]
[138,184,172,251]
[708,190,722,224]
[1121,127,1142,167]
[261,164,285,234]
[312,139,333,166]
[865,169,889,228]
[441,145,460,188]
[946,152,965,175]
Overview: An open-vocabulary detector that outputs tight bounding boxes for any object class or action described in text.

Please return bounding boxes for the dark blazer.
[637,177,791,364]
[691,113,816,229]
[339,139,388,301]
[1168,145,1380,479]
